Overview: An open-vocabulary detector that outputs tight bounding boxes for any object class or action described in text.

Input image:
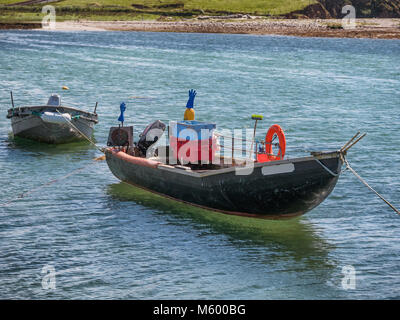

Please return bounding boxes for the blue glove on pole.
[118,102,126,125]
[186,89,197,109]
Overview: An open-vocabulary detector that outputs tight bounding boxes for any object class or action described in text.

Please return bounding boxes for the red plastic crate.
[170,137,218,164]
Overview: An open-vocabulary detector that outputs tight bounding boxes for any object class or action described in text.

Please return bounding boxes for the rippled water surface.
[0,30,399,299]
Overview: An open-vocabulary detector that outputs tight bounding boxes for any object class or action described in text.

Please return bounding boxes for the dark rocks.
[317,0,400,18]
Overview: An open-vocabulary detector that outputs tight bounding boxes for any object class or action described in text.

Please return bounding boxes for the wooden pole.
[250,119,258,159]
[167,125,171,164]
[255,141,258,161]
[340,131,360,152]
[232,135,234,160]
[94,102,98,114]
[342,133,366,153]
[10,91,15,109]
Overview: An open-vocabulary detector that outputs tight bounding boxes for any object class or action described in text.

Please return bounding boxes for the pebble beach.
[33,18,400,39]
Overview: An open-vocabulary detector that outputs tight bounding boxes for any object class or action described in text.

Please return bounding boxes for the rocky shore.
[3,18,400,39]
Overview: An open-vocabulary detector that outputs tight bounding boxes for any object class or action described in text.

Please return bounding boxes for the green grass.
[185,0,315,15]
[0,0,24,4]
[0,12,42,22]
[8,1,315,15]
[57,0,316,15]
[0,0,317,23]
[0,12,161,23]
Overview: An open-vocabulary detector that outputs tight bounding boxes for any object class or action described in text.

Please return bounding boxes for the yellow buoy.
[184,108,195,121]
[62,86,69,90]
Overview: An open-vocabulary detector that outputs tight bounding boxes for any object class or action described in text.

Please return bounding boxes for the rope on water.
[0,161,97,208]
[55,109,104,153]
[1,111,109,208]
[344,158,400,216]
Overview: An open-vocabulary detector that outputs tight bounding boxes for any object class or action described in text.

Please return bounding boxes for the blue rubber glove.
[118,102,126,123]
[186,89,197,109]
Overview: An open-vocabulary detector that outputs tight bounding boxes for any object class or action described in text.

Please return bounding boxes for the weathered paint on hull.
[105,150,342,219]
[11,115,94,144]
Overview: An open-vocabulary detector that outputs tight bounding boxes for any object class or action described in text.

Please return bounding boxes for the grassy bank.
[0,0,316,23]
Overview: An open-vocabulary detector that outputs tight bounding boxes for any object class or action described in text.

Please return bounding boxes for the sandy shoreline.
[3,18,400,39]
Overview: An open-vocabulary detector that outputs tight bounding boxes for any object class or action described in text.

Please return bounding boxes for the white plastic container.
[41,112,71,124]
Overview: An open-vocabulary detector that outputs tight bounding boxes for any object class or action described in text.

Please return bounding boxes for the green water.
[0,30,399,299]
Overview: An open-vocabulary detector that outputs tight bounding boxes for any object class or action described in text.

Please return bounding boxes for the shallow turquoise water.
[0,30,399,299]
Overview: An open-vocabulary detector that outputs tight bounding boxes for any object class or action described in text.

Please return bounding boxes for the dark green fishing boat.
[105,145,342,219]
[103,117,354,219]
[103,93,369,220]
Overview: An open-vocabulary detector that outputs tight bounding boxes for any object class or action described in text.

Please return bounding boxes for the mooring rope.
[0,161,97,208]
[1,110,105,208]
[1,110,107,208]
[55,109,104,153]
[344,158,400,216]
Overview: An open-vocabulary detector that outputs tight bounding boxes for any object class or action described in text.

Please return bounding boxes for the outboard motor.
[137,120,166,156]
[47,94,61,107]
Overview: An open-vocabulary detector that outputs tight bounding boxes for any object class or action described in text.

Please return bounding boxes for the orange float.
[111,149,160,169]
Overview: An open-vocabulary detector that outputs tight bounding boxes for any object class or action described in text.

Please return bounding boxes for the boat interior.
[6,94,98,120]
[109,125,343,175]
[114,136,259,173]
[151,145,251,170]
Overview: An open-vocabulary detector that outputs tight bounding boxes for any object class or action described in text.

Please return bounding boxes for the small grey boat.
[6,92,98,144]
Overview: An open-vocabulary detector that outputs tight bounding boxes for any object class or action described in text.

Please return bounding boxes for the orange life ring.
[257,124,286,162]
[265,124,286,160]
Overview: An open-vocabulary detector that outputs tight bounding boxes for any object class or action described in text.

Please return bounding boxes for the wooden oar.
[342,133,366,153]
[340,132,360,152]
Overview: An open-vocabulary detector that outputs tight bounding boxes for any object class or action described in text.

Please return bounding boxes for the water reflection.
[106,182,335,271]
[3,134,97,158]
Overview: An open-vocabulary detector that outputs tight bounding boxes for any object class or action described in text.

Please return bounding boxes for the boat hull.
[7,106,97,144]
[105,149,342,219]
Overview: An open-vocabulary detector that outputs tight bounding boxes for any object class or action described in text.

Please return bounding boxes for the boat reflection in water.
[106,182,336,271]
